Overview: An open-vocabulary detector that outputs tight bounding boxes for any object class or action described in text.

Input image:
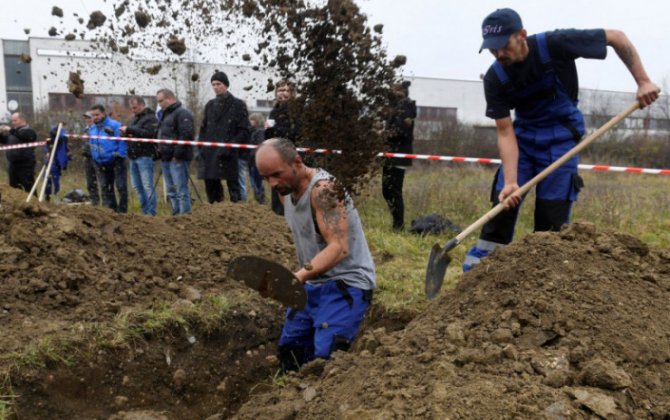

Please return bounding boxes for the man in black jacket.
[121,96,159,215]
[264,79,300,215]
[383,82,417,231]
[197,71,250,203]
[0,112,37,191]
[156,88,194,215]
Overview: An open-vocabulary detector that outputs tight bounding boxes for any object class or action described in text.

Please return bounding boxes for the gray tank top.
[283,169,376,290]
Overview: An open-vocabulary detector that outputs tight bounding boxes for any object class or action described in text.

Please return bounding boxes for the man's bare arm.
[293,181,349,282]
[496,117,522,208]
[606,29,660,107]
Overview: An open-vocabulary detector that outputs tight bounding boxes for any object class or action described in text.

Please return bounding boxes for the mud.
[166,35,186,56]
[134,11,151,28]
[144,64,162,75]
[235,222,670,419]
[51,6,64,18]
[87,11,108,30]
[67,71,85,98]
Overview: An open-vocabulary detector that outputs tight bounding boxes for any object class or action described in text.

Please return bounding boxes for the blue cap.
[479,8,523,53]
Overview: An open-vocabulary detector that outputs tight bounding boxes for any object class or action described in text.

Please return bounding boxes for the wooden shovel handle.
[455,101,641,243]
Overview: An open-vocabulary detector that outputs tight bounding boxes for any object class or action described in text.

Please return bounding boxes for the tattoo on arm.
[314,184,344,234]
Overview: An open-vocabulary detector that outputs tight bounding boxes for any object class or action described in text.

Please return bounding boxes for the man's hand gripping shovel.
[227,255,307,310]
[425,102,642,300]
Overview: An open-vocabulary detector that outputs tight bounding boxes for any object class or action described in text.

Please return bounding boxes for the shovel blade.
[227,256,307,310]
[425,242,454,300]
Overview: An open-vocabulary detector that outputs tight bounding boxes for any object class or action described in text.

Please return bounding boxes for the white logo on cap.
[483,25,503,36]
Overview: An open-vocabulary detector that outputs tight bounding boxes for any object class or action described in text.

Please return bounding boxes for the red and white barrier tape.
[2,134,669,176]
[0,141,46,151]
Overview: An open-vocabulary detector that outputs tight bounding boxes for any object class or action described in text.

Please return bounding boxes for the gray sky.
[1,0,668,93]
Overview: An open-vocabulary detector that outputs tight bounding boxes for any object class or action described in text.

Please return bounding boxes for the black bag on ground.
[62,189,89,204]
[410,214,461,235]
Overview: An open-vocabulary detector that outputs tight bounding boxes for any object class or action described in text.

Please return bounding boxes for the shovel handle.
[453,101,641,244]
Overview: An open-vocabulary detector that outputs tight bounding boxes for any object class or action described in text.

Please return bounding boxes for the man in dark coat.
[264,79,300,215]
[197,71,251,203]
[156,88,194,215]
[121,96,159,215]
[0,112,37,191]
[383,82,417,231]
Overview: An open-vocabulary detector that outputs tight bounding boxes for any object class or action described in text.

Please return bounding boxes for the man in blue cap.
[464,8,660,271]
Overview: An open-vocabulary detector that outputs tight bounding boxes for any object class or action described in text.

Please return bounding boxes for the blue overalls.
[464,32,585,271]
[44,127,70,200]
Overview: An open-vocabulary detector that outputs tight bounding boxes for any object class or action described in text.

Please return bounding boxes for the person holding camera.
[88,104,128,213]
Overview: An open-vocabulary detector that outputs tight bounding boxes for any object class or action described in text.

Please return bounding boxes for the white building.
[2,37,668,137]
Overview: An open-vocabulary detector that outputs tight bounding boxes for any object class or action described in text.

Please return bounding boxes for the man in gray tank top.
[256,138,376,371]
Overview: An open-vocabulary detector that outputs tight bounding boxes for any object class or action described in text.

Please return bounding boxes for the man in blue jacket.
[88,104,128,213]
[464,8,659,271]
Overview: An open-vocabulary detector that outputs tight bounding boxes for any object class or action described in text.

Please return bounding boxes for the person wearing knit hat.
[210,71,230,87]
[197,70,250,203]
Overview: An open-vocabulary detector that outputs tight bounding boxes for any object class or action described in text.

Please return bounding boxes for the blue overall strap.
[492,61,509,85]
[535,32,552,67]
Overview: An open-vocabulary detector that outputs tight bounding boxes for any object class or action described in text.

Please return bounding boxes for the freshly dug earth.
[0,183,297,418]
[235,222,670,419]
[0,184,410,418]
[0,184,295,357]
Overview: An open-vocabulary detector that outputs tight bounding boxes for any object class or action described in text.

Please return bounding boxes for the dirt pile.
[0,184,295,356]
[235,222,670,419]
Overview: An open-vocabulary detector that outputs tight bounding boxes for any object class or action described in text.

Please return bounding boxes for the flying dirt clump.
[166,35,186,55]
[51,6,64,18]
[391,54,407,68]
[143,64,162,75]
[67,71,85,98]
[134,10,151,28]
[48,27,58,37]
[50,0,403,193]
[19,54,32,64]
[87,11,107,30]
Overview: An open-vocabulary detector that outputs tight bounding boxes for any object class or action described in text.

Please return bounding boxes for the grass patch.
[92,294,233,349]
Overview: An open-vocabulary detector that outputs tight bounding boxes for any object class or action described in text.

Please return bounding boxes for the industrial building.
[2,37,668,138]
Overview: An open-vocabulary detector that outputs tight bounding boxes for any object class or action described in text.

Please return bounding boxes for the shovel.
[425,101,641,299]
[227,255,307,310]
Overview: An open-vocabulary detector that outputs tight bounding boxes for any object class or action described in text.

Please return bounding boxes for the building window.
[4,56,32,91]
[256,99,273,109]
[417,106,457,122]
[6,91,33,116]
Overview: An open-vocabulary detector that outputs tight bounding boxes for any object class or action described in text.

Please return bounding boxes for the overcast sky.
[1,0,668,93]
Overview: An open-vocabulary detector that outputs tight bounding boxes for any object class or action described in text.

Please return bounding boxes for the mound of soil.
[235,223,670,419]
[0,184,295,357]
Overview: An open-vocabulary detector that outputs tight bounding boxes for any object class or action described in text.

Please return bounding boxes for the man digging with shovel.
[463,8,660,271]
[253,138,376,372]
